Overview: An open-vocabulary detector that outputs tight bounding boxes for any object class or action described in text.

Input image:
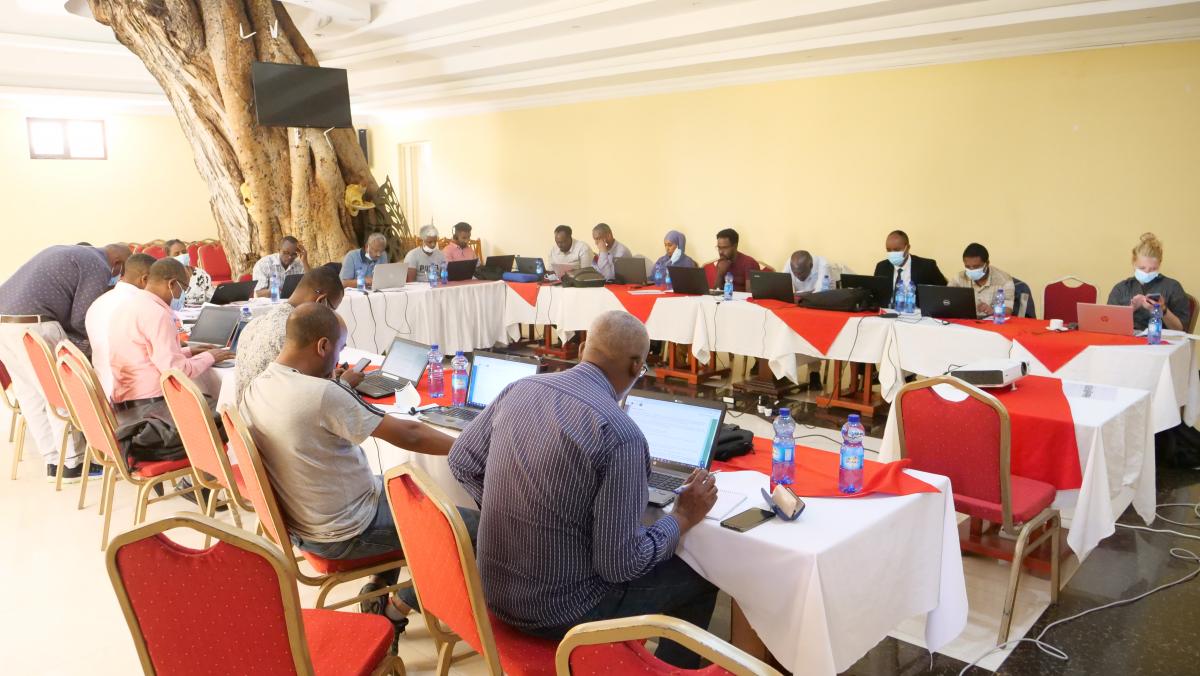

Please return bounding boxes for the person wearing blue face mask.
[1107,232,1190,332]
[949,242,1015,319]
[872,230,947,298]
[166,239,213,305]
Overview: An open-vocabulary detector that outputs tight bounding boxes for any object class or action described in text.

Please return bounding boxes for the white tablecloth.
[338,282,512,356]
[878,380,1155,559]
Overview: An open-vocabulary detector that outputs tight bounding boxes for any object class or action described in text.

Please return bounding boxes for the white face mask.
[964,266,987,282]
[669,248,682,264]
[174,253,190,266]
[421,245,436,255]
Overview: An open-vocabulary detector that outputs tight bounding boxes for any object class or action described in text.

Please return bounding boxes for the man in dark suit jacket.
[873,230,947,296]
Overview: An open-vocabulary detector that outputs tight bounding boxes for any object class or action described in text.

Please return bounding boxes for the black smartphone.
[720,508,776,533]
[1147,293,1162,302]
[352,357,371,373]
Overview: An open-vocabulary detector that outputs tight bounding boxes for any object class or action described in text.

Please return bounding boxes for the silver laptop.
[355,336,429,399]
[184,306,241,349]
[623,390,726,507]
[420,352,540,430]
[371,262,408,291]
[1077,303,1134,336]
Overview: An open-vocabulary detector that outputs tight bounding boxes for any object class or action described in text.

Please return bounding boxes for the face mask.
[887,251,907,267]
[421,245,436,255]
[964,266,987,282]
[174,253,190,265]
[109,275,119,287]
[1134,268,1159,285]
[169,282,185,312]
[670,248,682,264]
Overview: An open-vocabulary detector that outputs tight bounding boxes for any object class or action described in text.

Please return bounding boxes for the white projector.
[950,359,1028,388]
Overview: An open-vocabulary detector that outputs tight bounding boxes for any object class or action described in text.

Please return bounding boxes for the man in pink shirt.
[442,222,478,262]
[85,253,155,400]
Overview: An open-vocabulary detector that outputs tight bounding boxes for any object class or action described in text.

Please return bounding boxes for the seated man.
[85,253,155,399]
[783,250,832,294]
[949,242,1015,319]
[449,310,719,668]
[705,228,759,292]
[166,238,213,305]
[340,232,389,288]
[253,235,308,297]
[591,222,632,281]
[872,230,947,297]
[548,224,594,272]
[442,222,478,262]
[404,225,446,282]
[105,258,234,462]
[235,266,347,404]
[240,303,471,630]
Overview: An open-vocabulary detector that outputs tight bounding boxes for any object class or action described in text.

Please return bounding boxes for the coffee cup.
[1048,318,1064,331]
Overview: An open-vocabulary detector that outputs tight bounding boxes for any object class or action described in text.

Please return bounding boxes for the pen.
[673,470,721,494]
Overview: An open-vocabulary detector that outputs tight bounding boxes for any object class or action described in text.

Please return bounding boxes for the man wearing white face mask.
[166,239,213,305]
[872,230,947,298]
[340,232,390,288]
[1107,232,1190,332]
[949,242,1015,319]
[404,225,446,282]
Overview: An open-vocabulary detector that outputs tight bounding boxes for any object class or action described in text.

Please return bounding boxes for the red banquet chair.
[1,359,26,480]
[141,245,167,259]
[186,242,200,267]
[198,243,233,284]
[384,464,779,676]
[107,513,403,676]
[21,330,80,491]
[894,376,1062,644]
[1042,276,1096,324]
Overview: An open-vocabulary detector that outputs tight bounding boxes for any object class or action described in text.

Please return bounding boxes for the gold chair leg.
[998,521,1038,645]
[134,482,154,524]
[435,640,454,676]
[315,579,336,609]
[203,487,219,548]
[1050,517,1062,603]
[9,416,25,480]
[76,447,93,510]
[98,465,111,515]
[100,471,117,551]
[54,424,70,492]
[227,493,244,530]
[7,410,13,442]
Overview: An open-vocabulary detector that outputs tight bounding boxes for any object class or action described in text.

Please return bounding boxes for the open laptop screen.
[380,337,429,382]
[466,354,539,408]
[624,393,724,469]
[187,307,241,346]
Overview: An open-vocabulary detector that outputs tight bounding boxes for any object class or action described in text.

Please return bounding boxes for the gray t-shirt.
[234,303,294,405]
[403,247,447,279]
[240,362,383,543]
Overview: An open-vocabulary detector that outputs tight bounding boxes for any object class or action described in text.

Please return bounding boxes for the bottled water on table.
[356,269,366,292]
[904,280,917,314]
[269,272,280,302]
[535,259,545,277]
[441,265,449,286]
[993,287,1007,324]
[821,274,832,291]
[427,345,445,399]
[839,414,865,494]
[665,269,673,291]
[771,408,796,491]
[723,272,734,301]
[428,264,439,287]
[1147,301,1163,345]
[451,351,469,406]
[654,266,664,289]
[893,282,905,311]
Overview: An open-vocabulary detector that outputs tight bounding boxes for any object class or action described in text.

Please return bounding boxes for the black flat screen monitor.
[252,62,352,129]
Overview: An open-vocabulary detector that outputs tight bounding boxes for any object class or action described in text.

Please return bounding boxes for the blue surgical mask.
[964,266,987,282]
[670,248,682,264]
[109,275,119,287]
[174,253,190,265]
[1134,268,1159,285]
[170,282,185,312]
[887,251,907,267]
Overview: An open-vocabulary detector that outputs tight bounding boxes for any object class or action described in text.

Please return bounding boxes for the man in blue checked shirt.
[449,310,719,668]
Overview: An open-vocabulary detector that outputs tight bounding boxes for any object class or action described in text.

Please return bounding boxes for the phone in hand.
[720,508,776,533]
[1147,293,1162,302]
[352,357,371,373]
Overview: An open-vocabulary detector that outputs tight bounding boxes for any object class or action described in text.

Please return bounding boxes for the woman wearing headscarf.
[653,230,697,275]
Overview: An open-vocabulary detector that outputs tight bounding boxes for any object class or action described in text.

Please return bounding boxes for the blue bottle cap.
[848,413,861,423]
[431,344,438,350]
[779,407,790,417]
[455,350,464,356]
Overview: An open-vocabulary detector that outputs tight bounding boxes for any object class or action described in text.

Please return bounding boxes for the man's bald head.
[583,311,650,399]
[789,250,814,282]
[281,303,347,378]
[104,244,132,269]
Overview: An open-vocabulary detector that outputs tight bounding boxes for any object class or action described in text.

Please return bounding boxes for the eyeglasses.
[637,363,649,379]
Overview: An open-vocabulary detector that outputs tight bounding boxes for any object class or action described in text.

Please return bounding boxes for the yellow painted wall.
[0,109,216,279]
[370,41,1200,314]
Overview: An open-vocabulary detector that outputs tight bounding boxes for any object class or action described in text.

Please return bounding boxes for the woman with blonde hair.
[1106,232,1191,332]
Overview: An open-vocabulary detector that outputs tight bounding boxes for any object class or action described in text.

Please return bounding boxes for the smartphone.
[720,508,776,533]
[1147,293,1162,302]
[352,357,371,373]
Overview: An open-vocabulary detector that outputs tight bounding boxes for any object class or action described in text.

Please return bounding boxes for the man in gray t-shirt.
[403,224,447,282]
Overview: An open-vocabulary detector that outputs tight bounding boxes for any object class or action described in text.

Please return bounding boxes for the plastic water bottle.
[232,306,253,351]
[450,351,469,406]
[427,345,444,398]
[535,259,544,277]
[771,408,796,491]
[356,268,366,292]
[440,265,449,286]
[904,280,917,314]
[665,269,672,291]
[269,272,280,302]
[821,274,832,292]
[838,414,865,494]
[993,287,1007,324]
[654,266,664,289]
[1148,302,1163,345]
[893,282,905,311]
[723,272,734,301]
[428,264,439,287]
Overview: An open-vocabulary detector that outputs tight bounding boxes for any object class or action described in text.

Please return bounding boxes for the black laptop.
[749,271,794,303]
[614,257,648,285]
[356,336,430,399]
[515,257,545,275]
[667,266,709,295]
[486,255,516,272]
[917,285,976,319]
[841,274,893,309]
[279,273,304,299]
[209,280,255,305]
[446,259,478,282]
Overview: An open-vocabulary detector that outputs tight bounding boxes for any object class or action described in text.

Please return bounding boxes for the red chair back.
[219,408,291,549]
[142,245,166,259]
[21,331,69,414]
[1187,294,1198,333]
[186,242,200,267]
[1043,278,1096,323]
[107,515,311,675]
[55,353,127,472]
[0,359,11,391]
[161,371,235,494]
[199,244,233,284]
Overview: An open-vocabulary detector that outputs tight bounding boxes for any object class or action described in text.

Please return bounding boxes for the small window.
[27,118,107,160]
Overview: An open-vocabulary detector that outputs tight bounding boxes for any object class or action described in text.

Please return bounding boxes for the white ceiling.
[1,0,1198,119]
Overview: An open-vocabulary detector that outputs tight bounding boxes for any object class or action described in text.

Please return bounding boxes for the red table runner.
[990,375,1082,489]
[359,367,451,407]
[1014,331,1146,373]
[505,282,541,307]
[749,299,872,355]
[606,285,682,323]
[712,437,937,498]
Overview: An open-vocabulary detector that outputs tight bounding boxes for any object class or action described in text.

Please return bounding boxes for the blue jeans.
[293,484,480,612]
[524,556,718,669]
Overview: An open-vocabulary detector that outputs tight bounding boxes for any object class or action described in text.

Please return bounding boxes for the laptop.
[486,255,516,272]
[841,274,893,310]
[667,266,710,295]
[370,262,408,291]
[185,306,241,348]
[749,271,794,303]
[420,352,541,431]
[917,285,976,319]
[279,273,303,299]
[515,257,544,275]
[355,336,430,398]
[1077,303,1134,336]
[614,257,648,285]
[623,390,726,508]
[446,259,478,282]
[209,280,255,305]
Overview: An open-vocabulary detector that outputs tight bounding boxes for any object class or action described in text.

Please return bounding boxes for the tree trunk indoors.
[89,0,388,274]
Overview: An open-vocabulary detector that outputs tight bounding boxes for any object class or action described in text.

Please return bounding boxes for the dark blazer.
[873,254,948,287]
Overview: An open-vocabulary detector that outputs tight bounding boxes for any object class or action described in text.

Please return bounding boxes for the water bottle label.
[452,374,467,388]
[841,454,862,470]
[772,441,794,463]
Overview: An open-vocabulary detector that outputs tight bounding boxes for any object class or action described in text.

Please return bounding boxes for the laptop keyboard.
[359,374,404,397]
[438,407,480,421]
[649,473,685,491]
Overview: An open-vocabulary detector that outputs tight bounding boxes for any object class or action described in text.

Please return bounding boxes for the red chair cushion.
[131,458,191,478]
[302,608,394,676]
[300,548,403,575]
[570,639,734,675]
[956,474,1057,525]
[489,614,558,676]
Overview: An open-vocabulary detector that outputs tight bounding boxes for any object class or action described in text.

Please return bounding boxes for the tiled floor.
[2,356,1198,675]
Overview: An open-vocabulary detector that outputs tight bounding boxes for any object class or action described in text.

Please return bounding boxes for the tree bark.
[89,0,380,274]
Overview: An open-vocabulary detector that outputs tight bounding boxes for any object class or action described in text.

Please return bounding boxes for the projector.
[950,359,1028,388]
